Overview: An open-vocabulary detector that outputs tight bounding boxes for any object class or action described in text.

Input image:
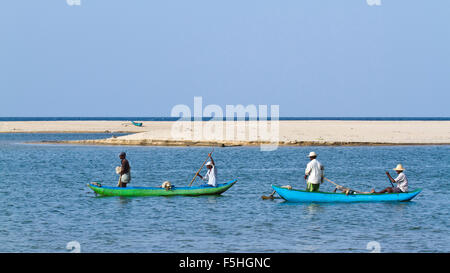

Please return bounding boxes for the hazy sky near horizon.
[1,1,449,117]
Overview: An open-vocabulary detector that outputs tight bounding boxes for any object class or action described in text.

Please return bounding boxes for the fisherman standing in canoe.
[118,152,131,188]
[196,152,217,187]
[371,164,409,193]
[304,152,324,192]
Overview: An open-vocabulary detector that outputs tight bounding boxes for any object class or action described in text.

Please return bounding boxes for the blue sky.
[0,0,449,117]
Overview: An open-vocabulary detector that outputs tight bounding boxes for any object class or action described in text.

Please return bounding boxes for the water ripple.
[0,134,448,252]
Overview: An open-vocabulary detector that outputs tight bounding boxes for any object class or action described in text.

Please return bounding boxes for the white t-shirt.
[203,166,217,187]
[305,159,324,184]
[394,172,409,192]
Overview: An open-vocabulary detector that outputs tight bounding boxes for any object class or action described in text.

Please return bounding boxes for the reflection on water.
[206,196,219,204]
[305,203,324,216]
[118,196,133,205]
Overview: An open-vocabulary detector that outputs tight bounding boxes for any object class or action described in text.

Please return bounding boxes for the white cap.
[206,161,213,166]
[308,152,317,157]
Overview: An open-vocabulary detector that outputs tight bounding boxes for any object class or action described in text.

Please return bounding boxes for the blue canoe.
[272,185,421,203]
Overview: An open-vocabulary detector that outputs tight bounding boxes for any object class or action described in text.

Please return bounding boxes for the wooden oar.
[261,190,278,200]
[261,185,294,200]
[386,171,395,188]
[324,177,369,194]
[188,148,214,187]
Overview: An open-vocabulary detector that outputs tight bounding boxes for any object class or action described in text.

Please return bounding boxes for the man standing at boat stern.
[118,152,131,187]
[304,152,324,192]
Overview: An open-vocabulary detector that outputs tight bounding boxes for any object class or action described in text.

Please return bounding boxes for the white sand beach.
[2,120,449,146]
[0,121,148,133]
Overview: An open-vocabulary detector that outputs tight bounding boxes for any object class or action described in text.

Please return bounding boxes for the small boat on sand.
[131,121,143,127]
[272,185,421,203]
[88,180,237,197]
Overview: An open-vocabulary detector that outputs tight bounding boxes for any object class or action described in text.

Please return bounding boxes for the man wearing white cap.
[304,152,324,192]
[196,152,217,187]
[371,164,409,193]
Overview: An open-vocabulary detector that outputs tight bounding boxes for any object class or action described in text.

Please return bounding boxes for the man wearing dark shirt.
[118,152,131,187]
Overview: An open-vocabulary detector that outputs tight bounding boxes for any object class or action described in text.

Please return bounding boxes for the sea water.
[0,133,448,252]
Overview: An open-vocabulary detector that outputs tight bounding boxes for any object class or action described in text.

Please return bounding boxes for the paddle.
[261,190,278,200]
[385,171,395,188]
[188,148,214,187]
[324,177,369,194]
[261,185,293,200]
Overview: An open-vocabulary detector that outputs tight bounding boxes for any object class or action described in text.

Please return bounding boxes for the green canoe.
[87,180,237,197]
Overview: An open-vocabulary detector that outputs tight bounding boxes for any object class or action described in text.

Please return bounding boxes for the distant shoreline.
[34,140,450,147]
[2,120,449,146]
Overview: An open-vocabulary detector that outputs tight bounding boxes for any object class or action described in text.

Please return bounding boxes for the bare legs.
[370,187,395,194]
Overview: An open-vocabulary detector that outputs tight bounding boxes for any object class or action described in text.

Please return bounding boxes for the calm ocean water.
[0,133,448,253]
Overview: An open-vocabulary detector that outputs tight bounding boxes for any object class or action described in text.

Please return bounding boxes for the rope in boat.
[324,177,368,194]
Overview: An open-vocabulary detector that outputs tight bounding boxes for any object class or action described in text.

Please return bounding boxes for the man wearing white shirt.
[304,152,324,192]
[371,164,409,193]
[196,153,217,187]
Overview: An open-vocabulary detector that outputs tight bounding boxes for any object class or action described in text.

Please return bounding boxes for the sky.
[0,0,449,117]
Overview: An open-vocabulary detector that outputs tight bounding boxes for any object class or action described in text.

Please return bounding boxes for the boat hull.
[88,180,237,197]
[272,185,421,203]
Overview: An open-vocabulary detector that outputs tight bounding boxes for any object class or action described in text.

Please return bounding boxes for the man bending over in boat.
[371,164,409,194]
[196,153,217,187]
[304,152,324,192]
[118,152,131,188]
